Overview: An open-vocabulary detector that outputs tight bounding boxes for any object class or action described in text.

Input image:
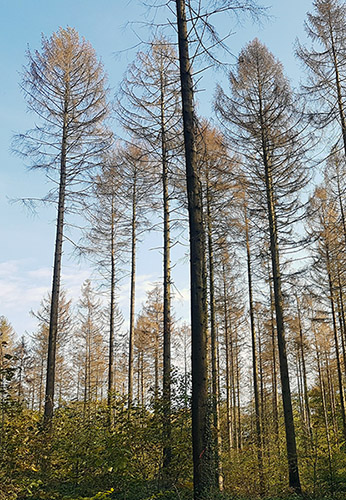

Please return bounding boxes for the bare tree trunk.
[140,351,144,407]
[245,201,265,494]
[175,1,211,497]
[269,274,280,446]
[263,147,301,491]
[108,197,116,426]
[128,173,137,410]
[257,321,265,447]
[206,171,223,491]
[325,352,339,442]
[326,247,346,440]
[44,97,68,428]
[315,334,334,492]
[39,358,44,412]
[231,329,238,450]
[296,295,312,441]
[154,333,159,402]
[223,263,232,451]
[161,72,172,471]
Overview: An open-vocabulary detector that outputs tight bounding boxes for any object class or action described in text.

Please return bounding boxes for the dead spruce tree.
[15,27,111,427]
[117,38,181,468]
[216,39,310,493]
[80,150,126,425]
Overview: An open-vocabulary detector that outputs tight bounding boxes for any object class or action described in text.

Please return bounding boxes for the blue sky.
[0,0,313,338]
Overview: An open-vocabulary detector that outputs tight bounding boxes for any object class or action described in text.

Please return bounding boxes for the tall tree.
[175,3,210,496]
[117,37,181,465]
[16,27,111,426]
[80,150,126,422]
[119,144,150,409]
[216,39,309,492]
[172,3,264,497]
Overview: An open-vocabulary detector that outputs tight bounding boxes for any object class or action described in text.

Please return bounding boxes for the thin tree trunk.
[325,352,339,442]
[315,334,334,492]
[223,263,232,451]
[140,351,144,407]
[269,276,280,445]
[154,333,159,402]
[161,71,172,471]
[296,295,313,441]
[108,196,116,425]
[326,247,346,440]
[128,172,137,410]
[44,96,69,428]
[175,1,211,497]
[262,142,301,491]
[257,318,265,440]
[244,203,265,494]
[206,170,223,491]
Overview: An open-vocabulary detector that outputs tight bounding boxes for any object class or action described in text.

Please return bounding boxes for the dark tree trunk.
[161,72,172,471]
[175,1,211,497]
[43,101,68,428]
[326,246,346,441]
[296,295,312,441]
[108,197,116,426]
[206,171,223,491]
[128,172,137,410]
[269,272,280,445]
[223,263,233,451]
[263,146,301,492]
[245,204,265,495]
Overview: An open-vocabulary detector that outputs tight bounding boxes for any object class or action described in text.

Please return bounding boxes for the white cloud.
[0,256,191,339]
[0,260,20,277]
[0,259,91,337]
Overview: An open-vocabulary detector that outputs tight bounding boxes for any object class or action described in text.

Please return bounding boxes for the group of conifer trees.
[2,1,346,499]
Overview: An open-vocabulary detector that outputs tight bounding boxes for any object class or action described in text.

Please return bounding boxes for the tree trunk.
[223,262,233,451]
[206,170,223,491]
[128,172,137,410]
[296,295,312,441]
[161,70,172,471]
[108,196,116,425]
[175,1,211,497]
[263,147,301,492]
[326,246,346,441]
[43,98,68,428]
[245,203,265,494]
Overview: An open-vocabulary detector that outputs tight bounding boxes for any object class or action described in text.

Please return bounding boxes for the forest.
[1,0,346,499]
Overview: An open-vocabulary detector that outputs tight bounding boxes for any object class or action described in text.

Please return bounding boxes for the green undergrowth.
[1,396,346,500]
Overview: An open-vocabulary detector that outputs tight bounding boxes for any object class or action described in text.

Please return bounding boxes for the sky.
[0,0,314,339]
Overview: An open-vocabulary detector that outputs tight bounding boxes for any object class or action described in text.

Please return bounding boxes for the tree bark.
[296,295,312,441]
[326,246,346,441]
[161,69,172,471]
[223,262,233,451]
[128,172,137,410]
[175,1,211,497]
[206,170,223,491]
[244,204,265,495]
[107,196,116,426]
[262,140,301,492]
[43,97,68,428]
